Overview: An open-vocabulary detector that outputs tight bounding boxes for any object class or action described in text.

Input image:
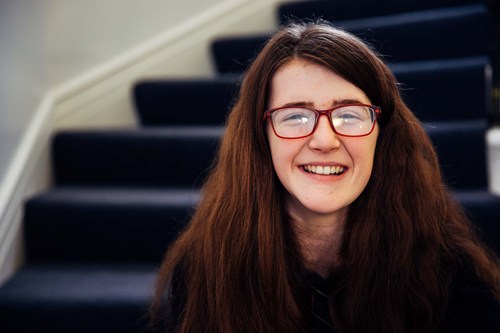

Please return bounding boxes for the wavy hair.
[151,22,500,332]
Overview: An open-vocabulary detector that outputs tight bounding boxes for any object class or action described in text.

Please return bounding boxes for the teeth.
[303,165,346,175]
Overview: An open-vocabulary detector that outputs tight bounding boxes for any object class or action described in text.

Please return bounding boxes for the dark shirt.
[305,270,337,332]
[444,261,500,332]
[165,262,500,332]
[304,265,500,333]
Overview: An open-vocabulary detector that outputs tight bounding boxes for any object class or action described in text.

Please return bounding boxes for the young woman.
[150,22,500,332]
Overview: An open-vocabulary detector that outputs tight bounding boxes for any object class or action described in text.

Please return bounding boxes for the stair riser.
[25,199,192,263]
[394,58,490,121]
[426,121,487,188]
[53,132,220,187]
[134,79,239,126]
[0,304,150,333]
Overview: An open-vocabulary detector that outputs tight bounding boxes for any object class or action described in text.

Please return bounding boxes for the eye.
[338,112,363,120]
[283,113,309,123]
[273,108,314,126]
[334,106,370,122]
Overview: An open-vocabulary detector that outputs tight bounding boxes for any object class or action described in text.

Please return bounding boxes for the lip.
[301,161,347,167]
[299,161,348,169]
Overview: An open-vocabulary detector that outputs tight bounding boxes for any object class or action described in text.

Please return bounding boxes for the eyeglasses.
[263,103,381,139]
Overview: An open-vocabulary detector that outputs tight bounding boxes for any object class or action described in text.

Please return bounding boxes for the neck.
[288,207,346,278]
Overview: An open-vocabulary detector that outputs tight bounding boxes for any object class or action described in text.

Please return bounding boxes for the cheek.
[268,139,290,173]
[362,142,378,178]
[266,126,279,163]
[266,129,302,178]
[266,127,283,174]
[348,137,378,178]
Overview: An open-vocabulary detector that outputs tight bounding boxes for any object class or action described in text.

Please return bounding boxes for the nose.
[308,114,341,152]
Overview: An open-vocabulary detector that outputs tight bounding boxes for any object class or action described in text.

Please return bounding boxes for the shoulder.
[444,259,500,332]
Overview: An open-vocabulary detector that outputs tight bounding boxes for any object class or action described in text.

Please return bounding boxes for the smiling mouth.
[302,165,347,176]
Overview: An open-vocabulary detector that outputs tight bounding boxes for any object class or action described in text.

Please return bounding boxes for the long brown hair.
[151,22,500,332]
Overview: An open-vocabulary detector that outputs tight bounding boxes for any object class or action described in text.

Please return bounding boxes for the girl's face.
[266,59,379,224]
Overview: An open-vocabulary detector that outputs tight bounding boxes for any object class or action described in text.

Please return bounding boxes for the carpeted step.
[0,263,155,333]
[24,187,199,263]
[20,187,500,263]
[134,76,240,126]
[52,123,487,190]
[52,127,222,187]
[133,56,492,126]
[424,119,488,189]
[212,4,493,73]
[393,56,492,121]
[454,190,500,254]
[278,0,484,23]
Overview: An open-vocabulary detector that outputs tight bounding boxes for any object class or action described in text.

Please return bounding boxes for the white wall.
[0,1,48,182]
[44,0,231,87]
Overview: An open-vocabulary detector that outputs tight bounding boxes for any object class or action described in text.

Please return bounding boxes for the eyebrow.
[279,98,365,109]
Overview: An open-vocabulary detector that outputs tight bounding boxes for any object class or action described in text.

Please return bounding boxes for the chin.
[302,202,349,217]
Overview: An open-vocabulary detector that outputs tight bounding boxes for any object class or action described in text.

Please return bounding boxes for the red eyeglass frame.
[262,103,382,139]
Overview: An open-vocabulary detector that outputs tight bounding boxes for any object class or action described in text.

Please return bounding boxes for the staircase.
[0,1,499,332]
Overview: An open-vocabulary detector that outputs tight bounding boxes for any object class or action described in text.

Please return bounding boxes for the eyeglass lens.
[271,105,376,138]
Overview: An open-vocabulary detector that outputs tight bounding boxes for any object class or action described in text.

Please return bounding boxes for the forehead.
[268,59,370,108]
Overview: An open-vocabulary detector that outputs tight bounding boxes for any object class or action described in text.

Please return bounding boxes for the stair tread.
[338,4,487,30]
[0,264,156,332]
[54,126,224,137]
[0,263,156,303]
[278,0,484,23]
[30,186,200,207]
[423,119,488,132]
[454,189,500,209]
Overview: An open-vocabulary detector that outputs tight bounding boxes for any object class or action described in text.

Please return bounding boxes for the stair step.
[53,121,486,189]
[212,4,492,73]
[393,56,492,121]
[53,127,222,187]
[133,57,491,126]
[20,187,500,264]
[22,186,499,266]
[454,190,500,254]
[0,263,155,333]
[134,76,240,126]
[424,119,487,189]
[278,0,483,23]
[25,187,198,263]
